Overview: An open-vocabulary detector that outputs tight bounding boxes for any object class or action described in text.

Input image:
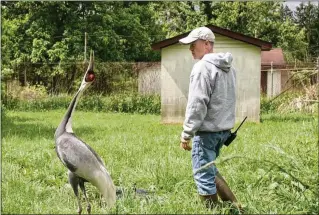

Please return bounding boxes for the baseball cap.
[179,26,215,44]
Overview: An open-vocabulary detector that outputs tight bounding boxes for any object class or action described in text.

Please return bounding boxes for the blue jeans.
[191,130,231,195]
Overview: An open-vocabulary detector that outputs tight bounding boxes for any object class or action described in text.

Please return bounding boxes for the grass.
[2,110,318,214]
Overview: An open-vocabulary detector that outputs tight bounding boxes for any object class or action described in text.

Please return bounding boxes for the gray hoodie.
[181,52,236,140]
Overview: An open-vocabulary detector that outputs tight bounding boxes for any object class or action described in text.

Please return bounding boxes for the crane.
[54,51,116,215]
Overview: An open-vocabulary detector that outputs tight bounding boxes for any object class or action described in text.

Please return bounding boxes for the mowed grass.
[2,110,318,214]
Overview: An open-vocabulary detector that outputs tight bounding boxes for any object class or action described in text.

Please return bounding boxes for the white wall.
[267,70,281,97]
[161,34,261,123]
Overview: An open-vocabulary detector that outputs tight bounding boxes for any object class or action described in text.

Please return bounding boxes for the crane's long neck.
[55,50,94,139]
[55,88,84,138]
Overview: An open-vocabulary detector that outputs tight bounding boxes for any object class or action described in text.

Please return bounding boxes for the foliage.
[2,111,318,214]
[150,1,208,37]
[1,1,318,98]
[295,2,319,58]
[1,1,163,92]
[3,93,161,115]
[206,2,308,61]
[149,1,315,62]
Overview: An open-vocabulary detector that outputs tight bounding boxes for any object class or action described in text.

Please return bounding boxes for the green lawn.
[2,110,318,214]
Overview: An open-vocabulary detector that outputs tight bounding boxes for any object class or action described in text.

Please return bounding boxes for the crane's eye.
[85,71,95,82]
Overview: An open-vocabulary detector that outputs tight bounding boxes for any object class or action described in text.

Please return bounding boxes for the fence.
[3,59,318,100]
[261,60,318,98]
[4,62,156,96]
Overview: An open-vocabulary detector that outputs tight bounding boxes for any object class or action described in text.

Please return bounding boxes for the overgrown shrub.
[261,84,318,114]
[3,81,49,109]
[278,84,318,113]
[19,85,47,101]
[260,93,300,114]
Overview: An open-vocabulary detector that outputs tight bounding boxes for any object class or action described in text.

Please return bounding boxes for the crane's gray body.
[55,132,106,181]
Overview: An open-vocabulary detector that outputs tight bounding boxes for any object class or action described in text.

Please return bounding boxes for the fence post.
[317,57,319,84]
[271,61,273,97]
[24,59,27,86]
[84,32,87,63]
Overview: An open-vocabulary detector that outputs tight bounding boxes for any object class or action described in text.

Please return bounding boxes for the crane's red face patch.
[85,71,95,82]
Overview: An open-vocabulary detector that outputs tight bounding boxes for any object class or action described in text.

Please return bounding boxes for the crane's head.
[80,51,95,92]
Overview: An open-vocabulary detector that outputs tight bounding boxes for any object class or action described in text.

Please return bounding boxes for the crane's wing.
[55,133,107,176]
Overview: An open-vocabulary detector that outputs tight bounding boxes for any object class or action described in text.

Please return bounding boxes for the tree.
[1,1,163,94]
[207,1,307,61]
[149,1,208,37]
[280,4,294,21]
[295,2,319,58]
[1,1,313,94]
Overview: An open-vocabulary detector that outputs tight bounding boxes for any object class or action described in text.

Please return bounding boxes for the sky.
[284,1,318,11]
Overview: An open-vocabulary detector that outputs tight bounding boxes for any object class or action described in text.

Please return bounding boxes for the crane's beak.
[80,51,95,91]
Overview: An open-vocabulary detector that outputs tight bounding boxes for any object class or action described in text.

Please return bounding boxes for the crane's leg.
[79,179,91,215]
[68,171,82,215]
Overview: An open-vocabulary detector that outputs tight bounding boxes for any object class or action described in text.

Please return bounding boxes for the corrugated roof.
[261,48,286,66]
[151,24,272,51]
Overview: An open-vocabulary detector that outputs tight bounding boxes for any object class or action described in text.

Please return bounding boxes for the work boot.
[215,172,243,212]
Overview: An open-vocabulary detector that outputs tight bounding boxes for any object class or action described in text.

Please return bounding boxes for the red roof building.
[260,48,287,95]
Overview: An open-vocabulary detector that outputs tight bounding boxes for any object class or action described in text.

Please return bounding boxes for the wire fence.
[261,60,318,102]
[4,59,318,100]
[4,61,161,97]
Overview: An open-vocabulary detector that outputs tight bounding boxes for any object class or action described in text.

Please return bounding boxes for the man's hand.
[180,137,192,151]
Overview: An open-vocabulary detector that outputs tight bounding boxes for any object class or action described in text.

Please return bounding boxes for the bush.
[4,93,161,115]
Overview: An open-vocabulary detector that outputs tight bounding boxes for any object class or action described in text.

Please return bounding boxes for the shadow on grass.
[2,115,96,140]
[261,113,317,123]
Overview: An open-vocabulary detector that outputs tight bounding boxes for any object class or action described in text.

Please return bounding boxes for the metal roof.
[261,48,286,66]
[151,24,272,51]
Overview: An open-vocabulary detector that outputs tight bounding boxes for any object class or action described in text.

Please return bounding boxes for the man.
[179,26,242,210]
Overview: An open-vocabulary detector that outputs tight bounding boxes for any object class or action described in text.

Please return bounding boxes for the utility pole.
[83,32,88,72]
[84,32,87,63]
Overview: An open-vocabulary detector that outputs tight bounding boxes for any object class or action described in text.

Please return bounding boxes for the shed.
[261,48,287,97]
[151,24,272,124]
